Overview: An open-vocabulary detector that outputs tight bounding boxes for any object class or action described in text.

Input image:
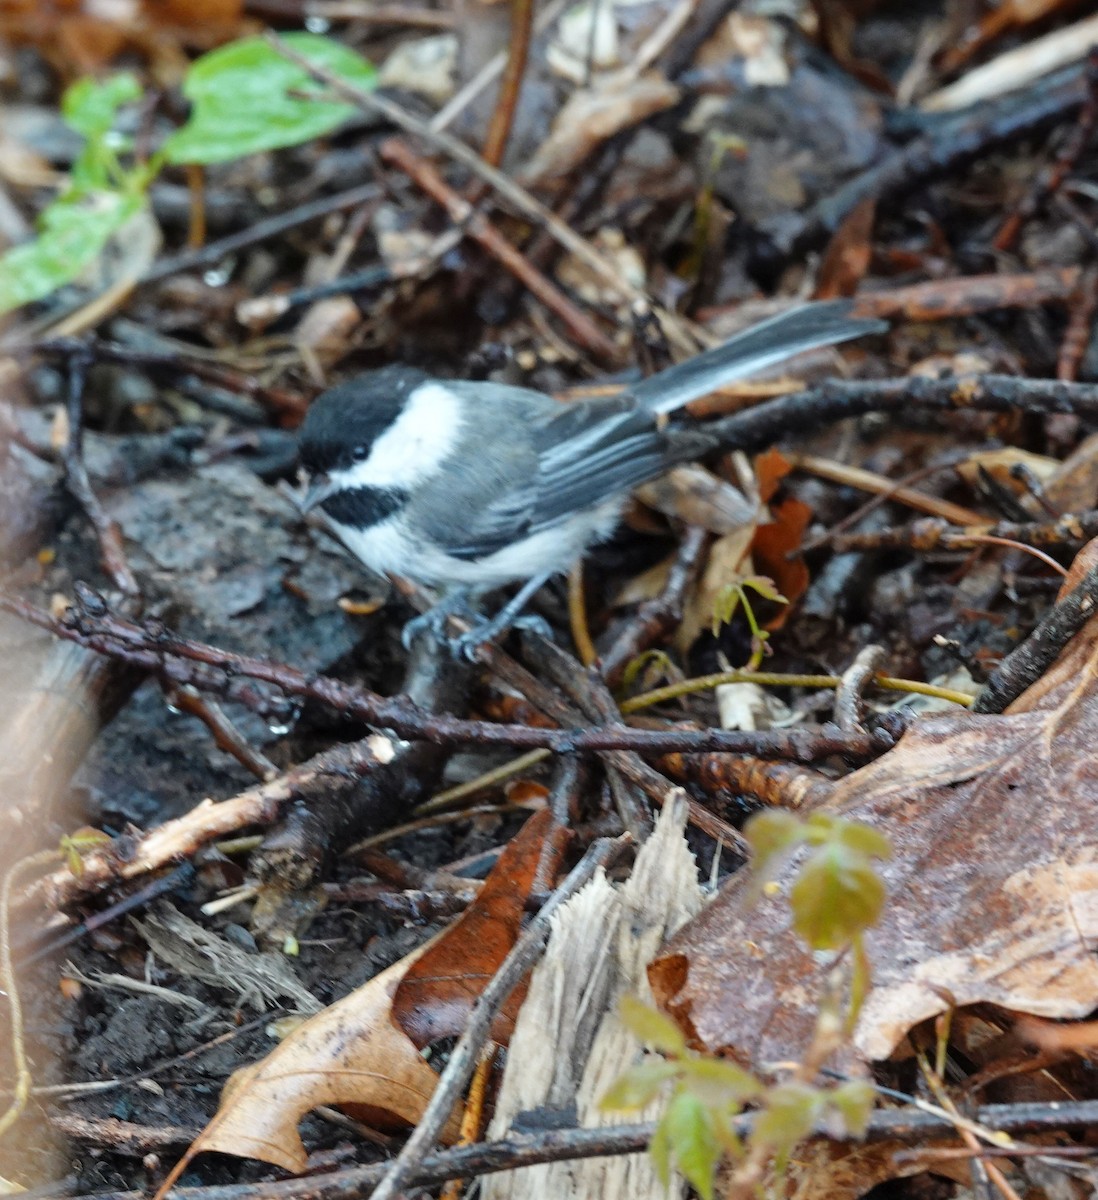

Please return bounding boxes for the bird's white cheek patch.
[336,382,464,490]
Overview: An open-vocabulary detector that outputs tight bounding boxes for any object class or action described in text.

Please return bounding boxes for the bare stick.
[0,587,890,762]
[380,139,620,361]
[480,0,536,166]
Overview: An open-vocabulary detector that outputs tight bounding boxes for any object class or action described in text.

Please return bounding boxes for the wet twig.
[0,587,892,762]
[139,181,382,285]
[161,684,278,781]
[972,559,1098,713]
[834,644,887,735]
[29,740,390,912]
[600,526,709,686]
[829,511,1098,554]
[706,374,1098,454]
[519,632,749,849]
[45,1099,1098,1200]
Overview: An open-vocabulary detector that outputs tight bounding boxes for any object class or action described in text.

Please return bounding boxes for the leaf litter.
[654,540,1098,1068]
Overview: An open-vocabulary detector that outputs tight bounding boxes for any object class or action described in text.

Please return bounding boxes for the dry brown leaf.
[653,541,1098,1067]
[393,808,568,1048]
[521,73,680,186]
[755,448,794,504]
[635,464,758,534]
[159,940,460,1182]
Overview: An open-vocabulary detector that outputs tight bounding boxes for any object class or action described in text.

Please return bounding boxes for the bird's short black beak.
[299,473,335,512]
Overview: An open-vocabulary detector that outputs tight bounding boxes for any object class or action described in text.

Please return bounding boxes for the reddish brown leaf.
[653,540,1098,1068]
[751,496,811,629]
[393,808,569,1048]
[754,447,794,504]
[815,197,876,300]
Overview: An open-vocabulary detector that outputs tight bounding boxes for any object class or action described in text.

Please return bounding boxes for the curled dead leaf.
[156,939,460,1189]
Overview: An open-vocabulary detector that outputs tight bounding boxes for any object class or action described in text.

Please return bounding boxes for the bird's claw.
[400,593,478,651]
[448,612,554,661]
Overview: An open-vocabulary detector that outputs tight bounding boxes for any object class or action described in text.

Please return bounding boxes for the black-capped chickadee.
[297,301,885,656]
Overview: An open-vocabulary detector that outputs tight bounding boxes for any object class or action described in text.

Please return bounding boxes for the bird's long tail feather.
[633,299,887,415]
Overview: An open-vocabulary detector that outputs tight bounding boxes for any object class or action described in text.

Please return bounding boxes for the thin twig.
[140,182,382,285]
[0,587,892,762]
[830,511,1098,555]
[705,374,1098,453]
[833,644,886,734]
[380,139,620,361]
[973,558,1098,713]
[431,0,570,131]
[43,1099,1098,1200]
[600,526,709,685]
[480,0,536,167]
[265,32,703,353]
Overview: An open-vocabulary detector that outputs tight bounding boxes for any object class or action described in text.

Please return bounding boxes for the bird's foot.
[400,591,477,650]
[448,611,553,661]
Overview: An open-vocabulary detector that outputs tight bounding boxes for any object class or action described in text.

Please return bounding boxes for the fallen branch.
[0,587,891,762]
[47,1098,1098,1200]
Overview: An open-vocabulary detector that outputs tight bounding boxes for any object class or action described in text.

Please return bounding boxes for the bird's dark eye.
[352,445,370,463]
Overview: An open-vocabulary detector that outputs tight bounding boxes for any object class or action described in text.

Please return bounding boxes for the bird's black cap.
[299,364,431,474]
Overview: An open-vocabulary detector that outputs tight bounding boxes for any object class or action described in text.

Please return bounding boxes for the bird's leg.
[400,587,478,650]
[449,573,554,660]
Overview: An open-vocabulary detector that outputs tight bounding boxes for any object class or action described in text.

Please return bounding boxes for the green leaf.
[618,995,688,1056]
[710,583,743,635]
[62,72,142,139]
[163,32,377,165]
[600,1060,681,1112]
[751,1081,823,1171]
[833,818,892,862]
[829,1079,875,1137]
[662,1090,721,1200]
[0,191,145,314]
[745,810,803,877]
[649,1112,673,1187]
[742,574,787,604]
[680,1056,760,1107]
[789,844,886,950]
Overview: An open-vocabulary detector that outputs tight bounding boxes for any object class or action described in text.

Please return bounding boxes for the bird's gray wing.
[526,395,669,527]
[430,391,669,561]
